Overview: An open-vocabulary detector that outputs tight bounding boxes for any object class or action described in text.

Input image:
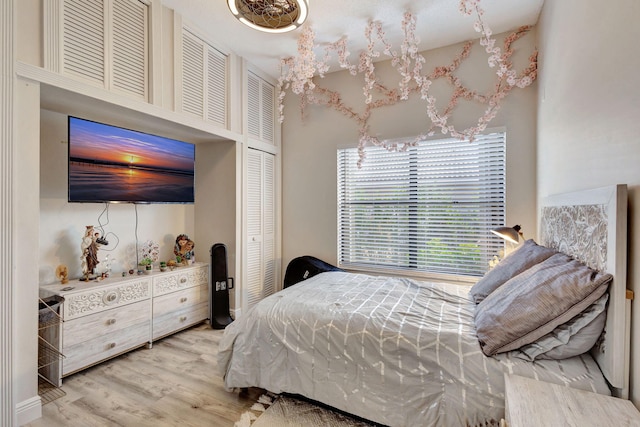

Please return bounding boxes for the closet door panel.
[246,149,276,311]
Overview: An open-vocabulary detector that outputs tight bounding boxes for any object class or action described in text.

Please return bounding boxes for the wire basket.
[38,295,64,327]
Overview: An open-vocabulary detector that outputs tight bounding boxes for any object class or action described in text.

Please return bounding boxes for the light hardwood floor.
[26,323,264,427]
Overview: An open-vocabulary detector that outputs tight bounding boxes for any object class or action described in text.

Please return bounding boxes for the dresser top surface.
[40,262,208,297]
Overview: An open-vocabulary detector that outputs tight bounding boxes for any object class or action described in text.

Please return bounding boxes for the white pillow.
[469,239,556,304]
[516,292,608,361]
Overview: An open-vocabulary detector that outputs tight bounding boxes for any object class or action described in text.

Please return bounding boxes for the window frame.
[337,130,508,283]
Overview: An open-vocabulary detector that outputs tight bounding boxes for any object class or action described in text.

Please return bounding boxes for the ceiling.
[161,0,545,80]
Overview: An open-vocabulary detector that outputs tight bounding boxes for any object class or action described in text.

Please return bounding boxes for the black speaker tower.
[210,243,234,329]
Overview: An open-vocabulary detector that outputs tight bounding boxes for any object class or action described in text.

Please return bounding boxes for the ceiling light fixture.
[227,0,309,34]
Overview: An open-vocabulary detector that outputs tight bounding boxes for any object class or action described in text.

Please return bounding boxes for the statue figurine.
[174,234,195,265]
[81,225,100,280]
[55,264,69,284]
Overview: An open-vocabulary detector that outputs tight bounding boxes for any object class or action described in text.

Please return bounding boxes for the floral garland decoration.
[278,0,538,166]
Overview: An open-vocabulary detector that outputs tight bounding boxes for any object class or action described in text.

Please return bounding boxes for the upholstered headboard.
[539,184,629,397]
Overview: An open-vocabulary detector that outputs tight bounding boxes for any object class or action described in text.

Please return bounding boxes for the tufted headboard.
[539,184,629,397]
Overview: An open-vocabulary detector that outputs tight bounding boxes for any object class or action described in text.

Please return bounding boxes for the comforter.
[218,271,610,426]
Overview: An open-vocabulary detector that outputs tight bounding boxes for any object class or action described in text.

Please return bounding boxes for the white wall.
[194,140,240,308]
[14,78,42,425]
[11,0,246,422]
[39,109,197,284]
[281,29,538,271]
[537,0,640,406]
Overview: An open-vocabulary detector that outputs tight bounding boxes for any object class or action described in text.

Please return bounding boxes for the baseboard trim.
[16,395,41,426]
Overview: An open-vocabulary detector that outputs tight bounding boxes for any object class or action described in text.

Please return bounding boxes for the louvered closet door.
[111,0,148,99]
[62,0,149,100]
[247,72,275,144]
[63,0,106,85]
[246,149,276,311]
[181,31,205,118]
[206,50,227,126]
[181,29,228,128]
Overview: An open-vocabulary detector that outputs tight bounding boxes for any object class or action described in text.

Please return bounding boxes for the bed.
[218,185,630,426]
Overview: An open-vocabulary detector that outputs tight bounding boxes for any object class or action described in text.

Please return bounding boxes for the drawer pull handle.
[108,343,116,349]
[103,291,120,305]
[180,316,187,322]
[180,277,187,284]
[107,319,116,325]
[180,297,188,303]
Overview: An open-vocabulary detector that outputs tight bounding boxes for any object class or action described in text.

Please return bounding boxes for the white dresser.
[151,265,210,341]
[39,263,209,386]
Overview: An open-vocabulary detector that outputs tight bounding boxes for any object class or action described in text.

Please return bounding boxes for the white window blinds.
[337,131,507,278]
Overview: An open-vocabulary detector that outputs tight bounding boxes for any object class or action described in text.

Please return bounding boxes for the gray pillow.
[516,292,608,361]
[469,239,557,304]
[474,252,612,356]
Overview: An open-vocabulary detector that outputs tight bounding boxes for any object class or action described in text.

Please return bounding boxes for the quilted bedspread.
[218,271,610,427]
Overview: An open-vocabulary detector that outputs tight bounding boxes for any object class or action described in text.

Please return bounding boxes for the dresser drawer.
[152,284,209,340]
[63,278,151,320]
[63,299,151,348]
[153,284,208,317]
[152,265,208,296]
[152,304,208,341]
[62,319,151,375]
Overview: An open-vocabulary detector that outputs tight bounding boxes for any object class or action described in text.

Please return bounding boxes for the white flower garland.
[278,0,538,166]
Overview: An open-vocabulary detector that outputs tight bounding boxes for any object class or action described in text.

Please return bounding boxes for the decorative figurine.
[139,240,160,265]
[55,264,69,284]
[174,234,195,265]
[80,225,100,281]
[184,240,195,264]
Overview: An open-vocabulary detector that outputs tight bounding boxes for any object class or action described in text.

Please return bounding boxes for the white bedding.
[218,271,611,427]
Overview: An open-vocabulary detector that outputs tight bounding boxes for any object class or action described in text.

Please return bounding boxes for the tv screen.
[68,116,195,204]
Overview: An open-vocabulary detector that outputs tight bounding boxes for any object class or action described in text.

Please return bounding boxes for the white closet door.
[181,30,205,118]
[61,0,149,100]
[62,0,106,85]
[246,149,276,311]
[247,71,275,145]
[262,153,275,297]
[111,0,148,99]
[181,28,228,127]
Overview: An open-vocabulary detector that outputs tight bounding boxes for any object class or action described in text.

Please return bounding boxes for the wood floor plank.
[25,324,264,427]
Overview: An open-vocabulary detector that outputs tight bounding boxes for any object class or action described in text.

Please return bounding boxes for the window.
[337,131,507,279]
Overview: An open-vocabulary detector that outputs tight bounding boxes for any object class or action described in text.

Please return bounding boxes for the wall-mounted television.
[68,116,195,204]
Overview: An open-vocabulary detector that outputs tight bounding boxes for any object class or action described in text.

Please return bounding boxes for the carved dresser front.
[39,262,209,386]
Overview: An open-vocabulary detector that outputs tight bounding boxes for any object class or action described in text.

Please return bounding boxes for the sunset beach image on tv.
[68,116,196,204]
